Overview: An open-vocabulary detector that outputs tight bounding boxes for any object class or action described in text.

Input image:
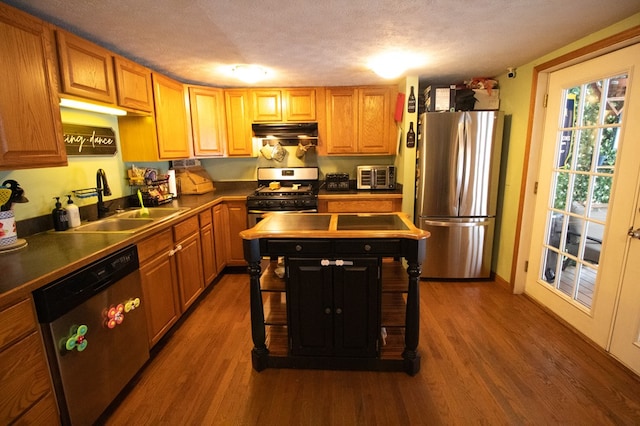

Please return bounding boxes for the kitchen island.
[240,212,429,375]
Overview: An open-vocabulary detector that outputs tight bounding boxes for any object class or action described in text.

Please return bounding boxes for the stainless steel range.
[247,167,319,226]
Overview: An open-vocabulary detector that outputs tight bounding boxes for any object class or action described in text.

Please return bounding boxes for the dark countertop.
[0,181,405,305]
[0,183,252,305]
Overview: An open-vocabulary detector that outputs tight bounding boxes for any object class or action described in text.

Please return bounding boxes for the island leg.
[244,239,269,371]
[402,260,421,375]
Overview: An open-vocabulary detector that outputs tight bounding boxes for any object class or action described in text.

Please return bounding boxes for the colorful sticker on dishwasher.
[65,324,88,352]
[106,304,125,329]
[124,297,141,313]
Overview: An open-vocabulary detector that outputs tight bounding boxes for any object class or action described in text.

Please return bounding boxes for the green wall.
[493,13,640,283]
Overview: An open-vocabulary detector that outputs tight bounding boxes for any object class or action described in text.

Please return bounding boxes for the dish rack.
[129,178,174,206]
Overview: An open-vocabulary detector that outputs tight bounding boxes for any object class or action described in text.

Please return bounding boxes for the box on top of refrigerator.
[424,85,456,112]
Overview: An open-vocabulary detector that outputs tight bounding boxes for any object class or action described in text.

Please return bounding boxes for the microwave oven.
[356,165,396,190]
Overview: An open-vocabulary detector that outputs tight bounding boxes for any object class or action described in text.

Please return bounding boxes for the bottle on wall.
[406,122,416,148]
[407,86,416,113]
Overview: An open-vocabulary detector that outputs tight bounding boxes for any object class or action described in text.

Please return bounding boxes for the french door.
[525,43,640,373]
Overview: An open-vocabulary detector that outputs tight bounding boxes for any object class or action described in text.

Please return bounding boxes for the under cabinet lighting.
[60,98,127,116]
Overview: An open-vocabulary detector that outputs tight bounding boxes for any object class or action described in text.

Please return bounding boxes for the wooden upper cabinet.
[224,89,253,156]
[55,29,116,104]
[359,87,394,154]
[114,56,154,112]
[189,86,227,157]
[152,73,191,159]
[325,86,396,155]
[285,88,316,121]
[251,88,316,122]
[252,90,282,122]
[0,3,66,170]
[325,87,359,154]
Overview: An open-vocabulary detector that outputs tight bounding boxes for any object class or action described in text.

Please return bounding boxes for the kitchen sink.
[72,218,156,233]
[70,207,190,233]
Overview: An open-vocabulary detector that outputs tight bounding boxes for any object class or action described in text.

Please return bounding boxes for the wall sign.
[63,123,117,156]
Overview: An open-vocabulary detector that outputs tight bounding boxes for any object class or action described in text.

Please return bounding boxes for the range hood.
[252,122,318,146]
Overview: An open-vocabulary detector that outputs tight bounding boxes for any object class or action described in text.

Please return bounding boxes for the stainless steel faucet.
[96,168,112,218]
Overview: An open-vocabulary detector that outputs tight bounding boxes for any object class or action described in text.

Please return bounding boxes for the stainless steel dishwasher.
[33,245,149,425]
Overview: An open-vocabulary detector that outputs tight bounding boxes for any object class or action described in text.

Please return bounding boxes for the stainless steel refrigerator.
[415,111,504,279]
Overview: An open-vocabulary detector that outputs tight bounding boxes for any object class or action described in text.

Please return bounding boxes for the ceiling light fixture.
[59,98,127,116]
[230,64,269,84]
[368,51,425,79]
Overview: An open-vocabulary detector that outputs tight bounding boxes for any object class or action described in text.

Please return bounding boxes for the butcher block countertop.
[240,212,429,240]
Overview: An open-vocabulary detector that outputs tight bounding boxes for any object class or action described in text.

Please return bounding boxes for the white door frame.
[512,28,640,294]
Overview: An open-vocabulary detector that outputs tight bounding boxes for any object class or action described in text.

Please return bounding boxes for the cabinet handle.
[295,244,303,252]
[324,308,331,314]
[168,249,176,257]
[320,259,354,266]
[335,308,343,315]
[175,244,183,251]
[364,244,372,251]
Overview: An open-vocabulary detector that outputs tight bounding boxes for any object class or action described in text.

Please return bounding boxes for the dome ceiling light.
[368,51,426,79]
[229,64,270,83]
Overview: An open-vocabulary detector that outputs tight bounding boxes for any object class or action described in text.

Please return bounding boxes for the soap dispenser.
[66,194,81,228]
[52,197,69,231]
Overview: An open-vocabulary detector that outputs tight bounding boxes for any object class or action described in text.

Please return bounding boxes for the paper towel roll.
[167,169,178,197]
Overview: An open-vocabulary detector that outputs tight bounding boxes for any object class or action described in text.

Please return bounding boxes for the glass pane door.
[540,75,626,310]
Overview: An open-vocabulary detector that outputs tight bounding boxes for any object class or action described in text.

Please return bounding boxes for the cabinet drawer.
[266,239,331,255]
[173,215,199,241]
[0,299,37,350]
[199,209,212,227]
[137,229,174,263]
[334,239,401,255]
[0,332,52,424]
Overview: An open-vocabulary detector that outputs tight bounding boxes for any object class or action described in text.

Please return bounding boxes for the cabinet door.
[359,87,394,154]
[226,201,248,265]
[224,89,253,156]
[288,258,379,357]
[252,90,282,122]
[189,86,227,157]
[199,209,218,286]
[288,258,334,356]
[153,73,191,159]
[212,203,228,271]
[55,29,116,104]
[114,56,153,112]
[175,232,205,311]
[0,3,66,170]
[325,87,358,154]
[332,258,379,357]
[285,88,316,121]
[139,250,180,347]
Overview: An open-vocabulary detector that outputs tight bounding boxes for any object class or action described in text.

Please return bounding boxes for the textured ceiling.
[5,0,640,88]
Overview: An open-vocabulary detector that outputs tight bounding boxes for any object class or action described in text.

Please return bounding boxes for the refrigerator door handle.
[460,112,472,208]
[422,218,493,227]
[455,118,465,209]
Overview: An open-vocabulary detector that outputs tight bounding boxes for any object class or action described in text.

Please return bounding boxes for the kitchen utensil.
[272,142,286,162]
[1,180,28,211]
[260,144,273,160]
[137,190,150,217]
[0,188,11,210]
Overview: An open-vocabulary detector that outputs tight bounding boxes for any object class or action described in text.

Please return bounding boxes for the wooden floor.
[102,271,640,425]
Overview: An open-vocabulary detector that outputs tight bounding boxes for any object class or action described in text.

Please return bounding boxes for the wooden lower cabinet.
[225,200,248,266]
[287,257,379,357]
[173,216,205,311]
[0,297,59,424]
[138,229,180,347]
[199,208,218,287]
[212,203,229,272]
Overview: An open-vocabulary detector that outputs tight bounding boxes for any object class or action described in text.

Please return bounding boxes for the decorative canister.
[0,210,17,246]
